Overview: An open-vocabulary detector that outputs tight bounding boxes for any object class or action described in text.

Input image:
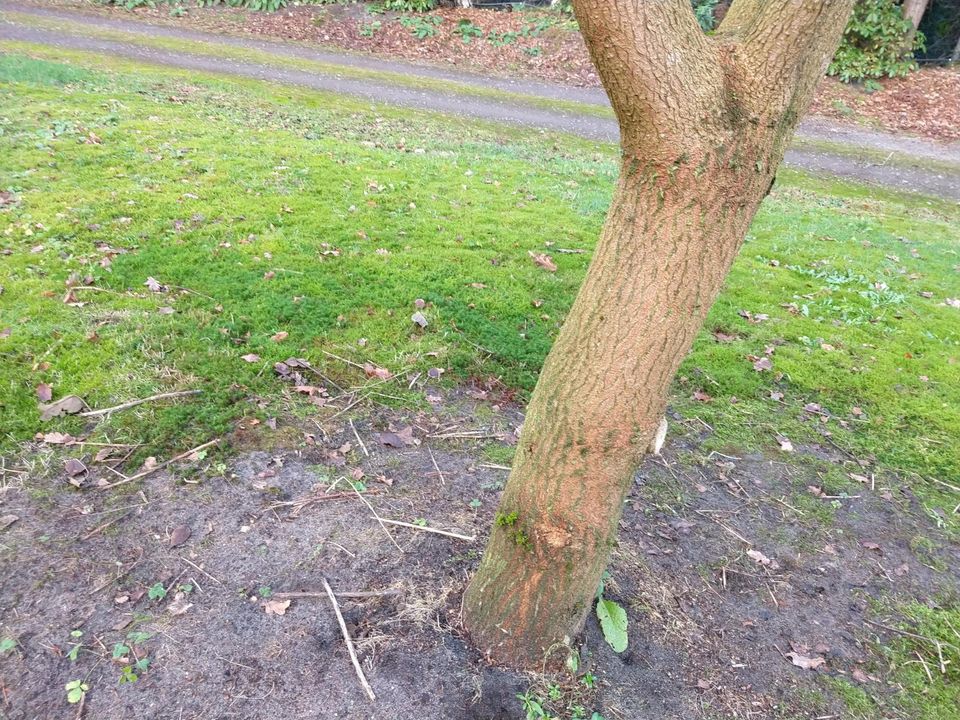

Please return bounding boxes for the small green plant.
[469,498,482,510]
[359,20,382,37]
[169,4,187,16]
[119,657,151,684]
[147,582,167,601]
[595,576,628,653]
[495,511,519,527]
[65,680,88,704]
[0,638,15,654]
[517,690,549,720]
[453,20,483,44]
[258,586,273,597]
[487,30,519,47]
[581,672,596,689]
[378,0,435,11]
[522,46,542,57]
[66,630,83,661]
[399,15,441,39]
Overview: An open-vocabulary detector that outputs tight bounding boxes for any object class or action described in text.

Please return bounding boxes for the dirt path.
[3,3,960,200]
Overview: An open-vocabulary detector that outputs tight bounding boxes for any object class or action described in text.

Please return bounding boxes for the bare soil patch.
[1,391,957,719]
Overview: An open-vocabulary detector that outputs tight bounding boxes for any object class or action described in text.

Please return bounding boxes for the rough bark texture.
[463,0,856,668]
[901,0,929,28]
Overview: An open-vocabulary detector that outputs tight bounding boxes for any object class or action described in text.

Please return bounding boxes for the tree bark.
[902,0,929,45]
[463,0,856,668]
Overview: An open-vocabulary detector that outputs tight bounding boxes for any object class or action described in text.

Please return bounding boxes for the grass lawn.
[1,46,959,718]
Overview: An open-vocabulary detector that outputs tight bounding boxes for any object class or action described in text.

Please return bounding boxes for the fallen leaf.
[851,667,871,683]
[411,311,429,328]
[378,426,418,448]
[166,592,193,616]
[778,437,795,453]
[861,541,882,553]
[39,395,85,421]
[849,473,870,484]
[746,549,780,570]
[363,362,392,380]
[169,525,192,548]
[692,390,712,402]
[157,306,175,315]
[270,331,289,342]
[945,298,960,309]
[64,458,87,477]
[241,354,261,363]
[141,457,158,472]
[0,514,19,532]
[414,298,426,309]
[712,331,737,343]
[770,391,784,401]
[785,652,826,670]
[753,357,773,372]
[41,432,75,445]
[263,598,290,616]
[145,277,166,292]
[528,251,557,272]
[36,383,53,402]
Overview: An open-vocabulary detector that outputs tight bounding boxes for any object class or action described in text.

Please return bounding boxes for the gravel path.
[3,3,960,200]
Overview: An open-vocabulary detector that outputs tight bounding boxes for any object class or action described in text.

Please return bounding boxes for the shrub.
[378,0,436,12]
[828,0,924,82]
[691,0,719,31]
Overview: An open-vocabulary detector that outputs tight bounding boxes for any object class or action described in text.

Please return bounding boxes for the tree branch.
[718,0,856,118]
[570,0,725,154]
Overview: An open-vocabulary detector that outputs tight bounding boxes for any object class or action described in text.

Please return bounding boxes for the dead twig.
[353,484,402,553]
[80,390,201,418]
[427,447,445,486]
[266,488,383,514]
[349,419,369,458]
[863,619,960,652]
[272,589,401,600]
[79,512,131,541]
[322,577,375,702]
[376,517,475,541]
[98,438,221,490]
[180,556,223,586]
[320,349,367,371]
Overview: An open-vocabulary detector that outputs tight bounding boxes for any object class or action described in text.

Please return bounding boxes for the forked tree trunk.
[464,0,856,668]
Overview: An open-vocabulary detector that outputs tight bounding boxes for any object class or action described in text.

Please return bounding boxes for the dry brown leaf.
[528,251,557,272]
[263,598,291,616]
[241,353,261,363]
[169,524,192,548]
[785,652,826,670]
[271,331,289,342]
[36,383,52,402]
[39,395,85,421]
[167,592,193,616]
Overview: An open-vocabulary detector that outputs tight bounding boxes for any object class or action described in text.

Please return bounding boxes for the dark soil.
[1,390,958,719]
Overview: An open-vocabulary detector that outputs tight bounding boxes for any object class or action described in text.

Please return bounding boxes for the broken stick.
[375,517,475,542]
[80,390,202,418]
[98,438,221,490]
[322,577,375,702]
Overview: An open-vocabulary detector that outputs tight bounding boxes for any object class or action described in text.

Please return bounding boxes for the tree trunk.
[902,0,929,45]
[463,0,856,668]
[953,31,960,63]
